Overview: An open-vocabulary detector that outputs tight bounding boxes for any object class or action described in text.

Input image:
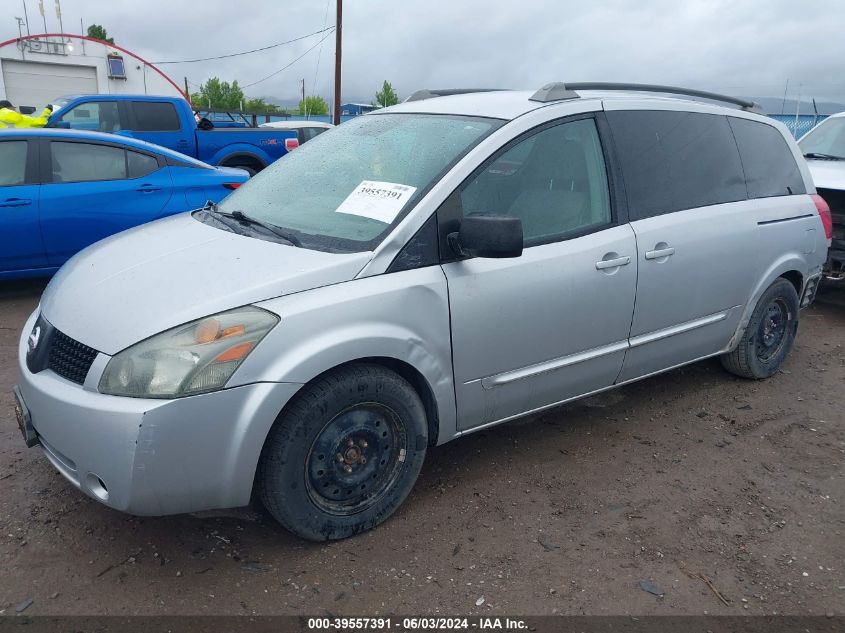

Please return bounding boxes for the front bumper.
[16,310,301,516]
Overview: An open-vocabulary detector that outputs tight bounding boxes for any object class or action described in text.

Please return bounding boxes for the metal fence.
[767,114,828,139]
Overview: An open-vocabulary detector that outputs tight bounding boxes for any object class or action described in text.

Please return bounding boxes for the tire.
[720,278,800,379]
[258,363,428,541]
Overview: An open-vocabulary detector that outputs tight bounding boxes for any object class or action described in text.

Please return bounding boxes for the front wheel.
[721,278,799,379]
[258,364,428,541]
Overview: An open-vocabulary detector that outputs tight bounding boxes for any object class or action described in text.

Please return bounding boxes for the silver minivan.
[14,83,831,540]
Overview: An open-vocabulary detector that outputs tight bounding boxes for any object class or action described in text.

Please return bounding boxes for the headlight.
[99,306,278,398]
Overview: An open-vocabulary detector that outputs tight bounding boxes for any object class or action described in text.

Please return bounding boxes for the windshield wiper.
[206,207,301,247]
[803,152,845,160]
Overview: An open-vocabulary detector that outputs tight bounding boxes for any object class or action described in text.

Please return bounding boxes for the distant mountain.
[748,97,845,116]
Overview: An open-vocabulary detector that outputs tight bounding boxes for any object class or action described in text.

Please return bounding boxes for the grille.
[47,329,98,385]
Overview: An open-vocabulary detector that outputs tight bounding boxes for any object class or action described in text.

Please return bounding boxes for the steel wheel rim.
[305,402,407,516]
[755,298,790,363]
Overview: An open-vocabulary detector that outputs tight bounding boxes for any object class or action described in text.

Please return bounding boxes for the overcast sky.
[5,0,843,105]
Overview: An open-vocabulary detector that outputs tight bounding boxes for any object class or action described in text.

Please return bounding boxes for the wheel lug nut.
[359,439,368,448]
[347,438,355,447]
[336,453,344,463]
[344,465,353,473]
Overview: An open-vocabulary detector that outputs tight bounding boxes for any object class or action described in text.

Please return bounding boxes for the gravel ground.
[0,279,843,617]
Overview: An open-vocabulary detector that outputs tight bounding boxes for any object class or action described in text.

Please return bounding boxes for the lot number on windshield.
[336,181,418,224]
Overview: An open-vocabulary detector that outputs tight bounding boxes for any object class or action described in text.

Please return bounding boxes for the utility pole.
[333,0,342,125]
[302,78,306,119]
[184,77,190,101]
[22,1,31,35]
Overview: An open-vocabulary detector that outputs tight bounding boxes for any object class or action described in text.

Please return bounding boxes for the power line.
[242,29,335,89]
[153,26,334,64]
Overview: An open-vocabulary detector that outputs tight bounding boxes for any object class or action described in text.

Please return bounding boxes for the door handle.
[645,246,675,260]
[0,198,32,208]
[136,185,161,193]
[595,255,631,270]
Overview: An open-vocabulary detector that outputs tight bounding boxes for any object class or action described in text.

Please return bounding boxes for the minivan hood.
[40,214,372,354]
[806,159,845,190]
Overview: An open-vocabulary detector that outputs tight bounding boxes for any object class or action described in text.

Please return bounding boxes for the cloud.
[9,0,844,104]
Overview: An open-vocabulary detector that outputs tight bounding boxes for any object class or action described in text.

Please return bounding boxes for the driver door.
[440,115,638,430]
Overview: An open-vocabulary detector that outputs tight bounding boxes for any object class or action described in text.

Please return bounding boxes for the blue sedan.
[0,128,248,279]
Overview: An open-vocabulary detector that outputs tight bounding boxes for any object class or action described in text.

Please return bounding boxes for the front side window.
[132,102,180,132]
[606,110,746,220]
[730,117,806,198]
[215,113,501,252]
[459,118,611,245]
[58,101,121,133]
[0,141,28,186]
[51,142,126,182]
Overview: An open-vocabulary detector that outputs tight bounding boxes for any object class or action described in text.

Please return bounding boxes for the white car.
[799,112,845,278]
[259,120,333,144]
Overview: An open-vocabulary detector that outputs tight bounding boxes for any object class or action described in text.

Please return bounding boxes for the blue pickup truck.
[46,95,298,174]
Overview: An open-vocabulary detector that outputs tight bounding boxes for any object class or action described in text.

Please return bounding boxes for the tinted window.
[132,102,180,131]
[0,141,27,186]
[127,150,160,178]
[730,118,805,198]
[58,101,121,132]
[607,110,746,220]
[51,142,126,182]
[460,118,611,245]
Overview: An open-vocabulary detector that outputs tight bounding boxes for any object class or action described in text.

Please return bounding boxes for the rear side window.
[51,142,126,182]
[729,117,806,198]
[607,110,746,220]
[0,141,27,186]
[132,102,180,131]
[127,150,160,178]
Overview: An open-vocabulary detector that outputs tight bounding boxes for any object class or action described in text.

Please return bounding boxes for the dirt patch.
[0,279,843,616]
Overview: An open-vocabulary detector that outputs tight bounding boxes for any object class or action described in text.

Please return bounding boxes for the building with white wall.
[0,33,185,112]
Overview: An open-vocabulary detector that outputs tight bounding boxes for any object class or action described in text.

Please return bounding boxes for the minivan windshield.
[799,117,845,159]
[212,113,501,252]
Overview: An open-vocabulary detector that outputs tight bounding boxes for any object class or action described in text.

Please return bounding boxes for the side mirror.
[448,214,523,259]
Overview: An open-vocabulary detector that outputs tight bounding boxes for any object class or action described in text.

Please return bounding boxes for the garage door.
[2,60,98,110]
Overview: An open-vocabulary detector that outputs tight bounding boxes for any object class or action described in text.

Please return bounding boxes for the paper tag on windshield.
[335,181,417,224]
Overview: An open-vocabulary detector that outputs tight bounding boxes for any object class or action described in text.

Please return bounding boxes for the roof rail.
[405,88,506,102]
[528,82,764,113]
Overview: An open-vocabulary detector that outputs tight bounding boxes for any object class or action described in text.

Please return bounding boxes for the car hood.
[40,213,372,354]
[806,159,845,190]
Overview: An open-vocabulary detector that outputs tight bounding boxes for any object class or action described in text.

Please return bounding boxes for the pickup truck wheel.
[720,278,799,379]
[258,363,428,541]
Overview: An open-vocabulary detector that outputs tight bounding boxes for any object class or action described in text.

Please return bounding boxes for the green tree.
[190,77,245,110]
[298,95,329,116]
[190,77,288,113]
[375,80,399,107]
[86,24,114,44]
[244,97,285,114]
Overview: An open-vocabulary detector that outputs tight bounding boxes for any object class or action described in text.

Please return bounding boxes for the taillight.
[223,183,241,190]
[284,138,299,151]
[811,193,833,240]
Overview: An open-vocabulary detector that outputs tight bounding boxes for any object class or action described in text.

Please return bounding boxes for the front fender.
[231,267,458,445]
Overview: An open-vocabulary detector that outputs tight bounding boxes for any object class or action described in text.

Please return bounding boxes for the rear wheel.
[721,278,799,379]
[258,364,428,541]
